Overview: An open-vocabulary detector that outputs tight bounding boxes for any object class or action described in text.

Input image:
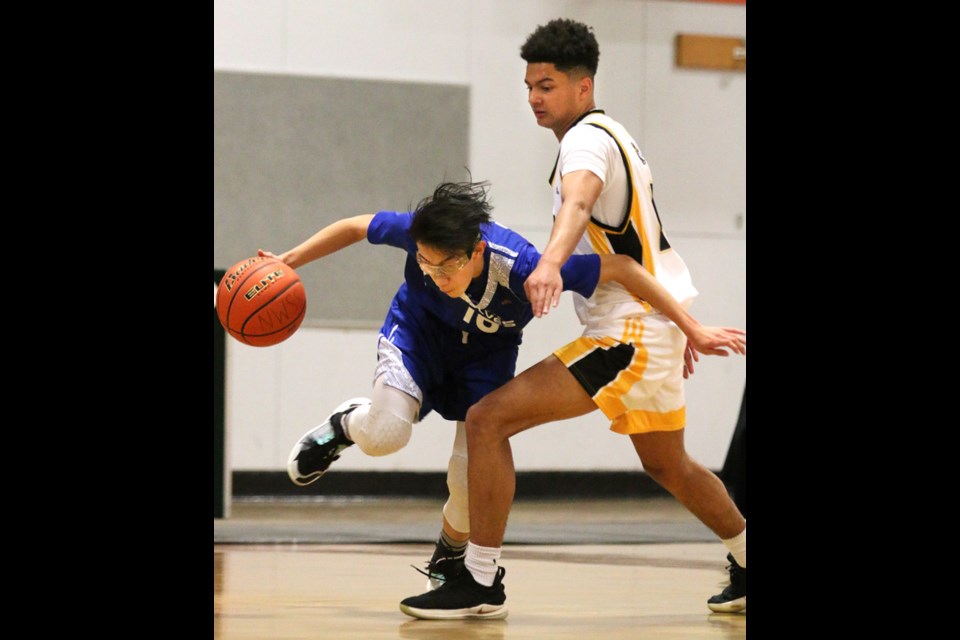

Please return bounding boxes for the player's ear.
[472,239,486,257]
[579,74,593,99]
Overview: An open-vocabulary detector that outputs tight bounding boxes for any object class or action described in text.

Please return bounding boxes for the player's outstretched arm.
[526,170,602,317]
[259,214,375,270]
[597,254,746,357]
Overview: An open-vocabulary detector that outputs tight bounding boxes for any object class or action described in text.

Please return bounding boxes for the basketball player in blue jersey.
[400,20,746,620]
[261,180,746,595]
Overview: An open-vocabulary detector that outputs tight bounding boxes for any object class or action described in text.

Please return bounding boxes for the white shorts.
[554,314,686,434]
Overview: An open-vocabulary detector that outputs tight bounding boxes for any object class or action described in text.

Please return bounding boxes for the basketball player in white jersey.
[400,19,746,619]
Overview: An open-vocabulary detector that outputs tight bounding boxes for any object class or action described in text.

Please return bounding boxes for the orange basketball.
[216,256,307,347]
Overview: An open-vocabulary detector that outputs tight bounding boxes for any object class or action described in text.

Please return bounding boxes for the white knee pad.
[442,421,470,533]
[350,407,413,457]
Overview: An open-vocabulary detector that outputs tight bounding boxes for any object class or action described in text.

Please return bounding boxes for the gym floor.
[214,496,746,639]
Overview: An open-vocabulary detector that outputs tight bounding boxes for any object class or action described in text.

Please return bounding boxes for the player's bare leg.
[629,430,746,612]
[629,430,744,539]
[466,355,596,547]
[399,355,593,619]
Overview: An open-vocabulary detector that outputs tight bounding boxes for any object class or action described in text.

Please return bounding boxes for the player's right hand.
[688,327,746,357]
[525,262,563,317]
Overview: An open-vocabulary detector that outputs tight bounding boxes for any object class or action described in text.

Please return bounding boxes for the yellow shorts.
[553,315,686,434]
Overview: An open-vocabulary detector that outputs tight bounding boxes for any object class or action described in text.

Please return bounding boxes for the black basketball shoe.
[286,397,370,486]
[707,553,746,613]
[400,566,507,620]
[412,537,467,591]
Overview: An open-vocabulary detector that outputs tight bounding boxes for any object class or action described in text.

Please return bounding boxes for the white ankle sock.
[722,523,746,568]
[465,542,501,587]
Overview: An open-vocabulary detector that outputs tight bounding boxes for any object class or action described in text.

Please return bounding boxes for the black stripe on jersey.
[587,123,673,255]
[566,341,636,397]
[549,109,607,185]
[584,123,633,234]
[604,220,645,266]
[650,186,672,252]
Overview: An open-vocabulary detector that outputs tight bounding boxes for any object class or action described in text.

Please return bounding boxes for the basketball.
[216,256,307,347]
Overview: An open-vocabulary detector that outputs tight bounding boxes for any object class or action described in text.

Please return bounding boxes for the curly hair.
[409,181,492,257]
[520,18,599,77]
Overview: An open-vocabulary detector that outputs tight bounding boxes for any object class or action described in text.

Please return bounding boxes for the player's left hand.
[689,327,746,357]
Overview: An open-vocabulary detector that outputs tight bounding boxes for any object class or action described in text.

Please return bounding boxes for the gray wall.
[214,71,470,324]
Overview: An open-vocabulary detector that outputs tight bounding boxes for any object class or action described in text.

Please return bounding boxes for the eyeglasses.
[416,252,470,279]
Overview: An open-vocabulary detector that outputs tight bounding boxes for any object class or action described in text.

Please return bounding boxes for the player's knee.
[350,408,412,457]
[465,401,509,448]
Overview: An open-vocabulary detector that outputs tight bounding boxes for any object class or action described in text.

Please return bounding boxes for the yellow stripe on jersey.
[587,121,656,278]
[586,219,649,310]
[586,223,612,255]
[620,316,644,345]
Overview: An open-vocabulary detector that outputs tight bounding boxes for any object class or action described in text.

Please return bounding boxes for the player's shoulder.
[374,209,411,221]
[372,210,414,230]
[483,220,528,248]
[482,221,539,269]
[368,210,415,247]
[563,117,619,152]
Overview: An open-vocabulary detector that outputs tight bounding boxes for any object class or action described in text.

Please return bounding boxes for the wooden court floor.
[214,498,746,639]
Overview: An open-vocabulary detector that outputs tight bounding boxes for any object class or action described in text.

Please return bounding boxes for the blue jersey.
[366,210,600,421]
[368,211,599,342]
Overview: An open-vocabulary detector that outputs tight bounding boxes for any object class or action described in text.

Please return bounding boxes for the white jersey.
[551,110,698,339]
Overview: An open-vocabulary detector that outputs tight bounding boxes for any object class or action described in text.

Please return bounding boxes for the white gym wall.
[214,0,746,473]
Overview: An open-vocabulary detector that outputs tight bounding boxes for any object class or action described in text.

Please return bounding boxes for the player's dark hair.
[409,180,492,257]
[520,18,599,77]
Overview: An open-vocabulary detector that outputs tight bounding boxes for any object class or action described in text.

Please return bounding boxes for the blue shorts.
[377,304,519,423]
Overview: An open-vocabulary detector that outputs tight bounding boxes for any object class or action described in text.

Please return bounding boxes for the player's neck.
[555,104,600,141]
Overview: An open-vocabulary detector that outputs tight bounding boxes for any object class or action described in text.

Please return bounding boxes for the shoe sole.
[399,603,508,620]
[286,397,371,486]
[707,596,746,613]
